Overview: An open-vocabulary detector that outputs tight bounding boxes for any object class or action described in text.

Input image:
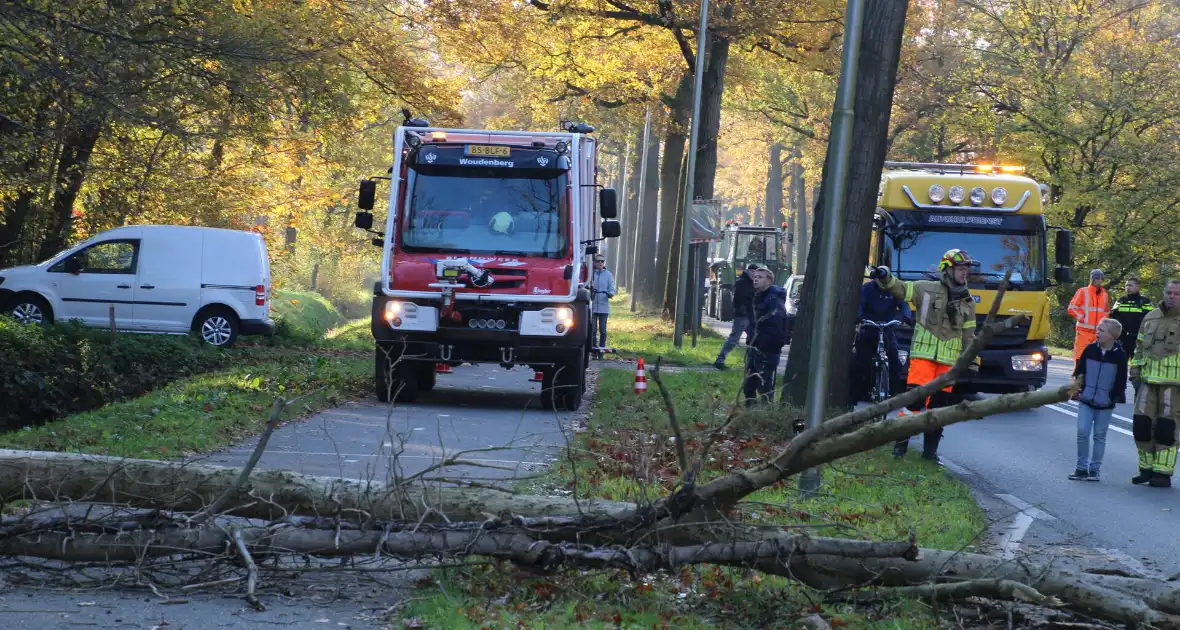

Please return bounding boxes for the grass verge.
[271,288,349,343]
[0,342,371,458]
[396,367,987,629]
[599,296,728,367]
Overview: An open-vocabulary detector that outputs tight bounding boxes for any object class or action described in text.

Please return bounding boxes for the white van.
[0,225,274,347]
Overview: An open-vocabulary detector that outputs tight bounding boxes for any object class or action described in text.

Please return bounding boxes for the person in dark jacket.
[851,279,914,402]
[1069,318,1128,481]
[713,264,758,369]
[1110,276,1152,363]
[743,266,788,406]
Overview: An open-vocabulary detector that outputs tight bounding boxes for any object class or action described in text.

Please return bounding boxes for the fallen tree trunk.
[0,449,635,524]
[780,549,1180,628]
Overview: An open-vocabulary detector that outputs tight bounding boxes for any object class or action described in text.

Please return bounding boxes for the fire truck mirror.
[354,211,374,230]
[599,188,619,219]
[600,220,621,238]
[358,179,377,210]
[1054,229,1073,266]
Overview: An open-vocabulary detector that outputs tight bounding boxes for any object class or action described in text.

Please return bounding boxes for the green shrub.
[0,318,224,430]
[270,289,348,343]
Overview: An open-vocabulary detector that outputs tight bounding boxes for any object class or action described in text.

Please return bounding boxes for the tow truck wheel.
[374,347,420,403]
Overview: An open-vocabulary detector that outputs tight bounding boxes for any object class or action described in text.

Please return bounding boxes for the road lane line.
[1046,404,1134,437]
[1095,548,1167,580]
[1066,399,1134,423]
[994,493,1054,559]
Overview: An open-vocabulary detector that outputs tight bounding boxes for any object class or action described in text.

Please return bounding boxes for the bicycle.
[860,319,904,408]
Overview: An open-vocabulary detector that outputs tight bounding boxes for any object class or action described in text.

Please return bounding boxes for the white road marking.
[939,458,971,477]
[995,493,1054,559]
[1066,399,1134,423]
[1095,547,1167,580]
[1046,404,1134,437]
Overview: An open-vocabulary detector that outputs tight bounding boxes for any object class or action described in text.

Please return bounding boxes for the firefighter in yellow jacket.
[1129,279,1180,488]
[869,249,980,463]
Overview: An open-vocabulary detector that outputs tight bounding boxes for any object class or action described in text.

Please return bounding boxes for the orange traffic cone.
[435,363,453,374]
[634,357,647,394]
[529,370,543,382]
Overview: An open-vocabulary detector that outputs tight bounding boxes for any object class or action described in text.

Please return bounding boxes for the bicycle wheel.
[875,358,891,403]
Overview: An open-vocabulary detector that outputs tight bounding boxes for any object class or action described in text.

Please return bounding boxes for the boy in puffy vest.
[1069,318,1128,481]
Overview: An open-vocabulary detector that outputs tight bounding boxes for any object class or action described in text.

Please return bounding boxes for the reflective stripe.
[1069,287,1108,331]
[910,324,963,366]
[1154,445,1177,475]
[1143,353,1180,385]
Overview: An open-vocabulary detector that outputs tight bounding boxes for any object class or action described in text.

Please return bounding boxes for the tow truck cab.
[869,162,1073,394]
[355,121,620,410]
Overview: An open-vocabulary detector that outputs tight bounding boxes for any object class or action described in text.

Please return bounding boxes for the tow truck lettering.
[927,215,1003,226]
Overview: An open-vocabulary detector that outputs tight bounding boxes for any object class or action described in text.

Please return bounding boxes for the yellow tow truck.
[868,162,1074,393]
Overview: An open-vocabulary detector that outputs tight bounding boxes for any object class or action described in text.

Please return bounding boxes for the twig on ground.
[230,526,264,611]
[651,357,689,477]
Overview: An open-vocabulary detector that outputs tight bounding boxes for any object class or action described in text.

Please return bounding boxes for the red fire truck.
[354,117,620,410]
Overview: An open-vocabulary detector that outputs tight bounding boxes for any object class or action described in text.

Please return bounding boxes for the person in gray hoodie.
[1070,318,1129,481]
[590,255,616,353]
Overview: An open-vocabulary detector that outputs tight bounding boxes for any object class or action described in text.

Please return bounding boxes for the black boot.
[921,433,942,465]
[892,440,908,458]
[1149,472,1172,488]
[1132,469,1154,485]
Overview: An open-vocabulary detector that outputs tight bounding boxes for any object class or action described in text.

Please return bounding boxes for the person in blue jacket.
[744,266,788,406]
[852,277,913,402]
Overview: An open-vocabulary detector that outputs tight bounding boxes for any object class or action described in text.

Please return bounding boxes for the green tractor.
[705,223,791,322]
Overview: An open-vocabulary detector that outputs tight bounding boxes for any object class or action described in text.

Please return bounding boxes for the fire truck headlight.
[555,141,569,154]
[991,187,1008,205]
[1011,353,1045,371]
[969,186,987,206]
[948,185,966,204]
[928,185,946,203]
[385,301,403,319]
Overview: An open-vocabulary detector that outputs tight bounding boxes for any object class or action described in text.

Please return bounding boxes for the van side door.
[132,230,201,332]
[48,239,141,328]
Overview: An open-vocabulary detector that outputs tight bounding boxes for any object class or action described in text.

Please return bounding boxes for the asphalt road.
[0,363,579,629]
[937,356,1180,578]
[703,315,1180,576]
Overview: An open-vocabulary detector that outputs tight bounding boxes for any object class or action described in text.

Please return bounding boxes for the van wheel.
[196,308,239,347]
[9,295,52,326]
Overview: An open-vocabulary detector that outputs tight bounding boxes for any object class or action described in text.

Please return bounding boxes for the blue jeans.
[716,315,750,363]
[592,313,608,348]
[1077,402,1113,473]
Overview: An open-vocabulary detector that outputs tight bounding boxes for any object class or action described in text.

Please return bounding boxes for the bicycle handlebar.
[860,319,904,329]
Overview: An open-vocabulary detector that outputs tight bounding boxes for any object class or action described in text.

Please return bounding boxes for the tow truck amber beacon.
[353,115,621,410]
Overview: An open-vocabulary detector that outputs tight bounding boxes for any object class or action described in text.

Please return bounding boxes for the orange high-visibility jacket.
[1067,286,1110,331]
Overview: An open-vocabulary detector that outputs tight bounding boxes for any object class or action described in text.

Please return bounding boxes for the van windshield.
[401,165,569,258]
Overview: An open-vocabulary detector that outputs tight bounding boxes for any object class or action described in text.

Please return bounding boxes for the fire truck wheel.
[418,364,437,392]
[374,347,419,403]
[539,352,585,411]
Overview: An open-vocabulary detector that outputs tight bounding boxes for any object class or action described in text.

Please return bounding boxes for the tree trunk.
[620,129,644,286]
[661,151,689,318]
[633,129,662,310]
[655,74,693,319]
[765,142,785,233]
[37,116,104,260]
[782,0,911,409]
[690,29,731,203]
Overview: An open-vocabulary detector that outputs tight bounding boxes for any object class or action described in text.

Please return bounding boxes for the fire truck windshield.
[887,229,1044,286]
[401,166,569,258]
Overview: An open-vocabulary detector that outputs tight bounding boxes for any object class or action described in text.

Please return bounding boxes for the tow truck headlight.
[991,187,1008,205]
[969,187,987,206]
[928,185,946,203]
[948,186,966,204]
[1011,353,1045,372]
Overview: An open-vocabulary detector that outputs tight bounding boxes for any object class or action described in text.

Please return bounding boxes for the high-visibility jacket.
[1131,306,1180,386]
[1067,286,1110,332]
[881,277,977,366]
